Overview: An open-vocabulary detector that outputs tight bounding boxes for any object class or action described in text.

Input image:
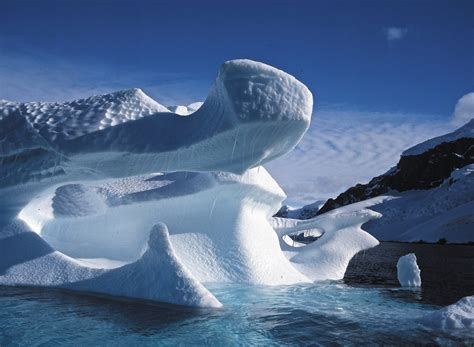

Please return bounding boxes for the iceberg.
[0,59,379,307]
[397,253,421,287]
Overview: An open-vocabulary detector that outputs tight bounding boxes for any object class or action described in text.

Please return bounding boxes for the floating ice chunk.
[419,296,474,329]
[397,253,421,287]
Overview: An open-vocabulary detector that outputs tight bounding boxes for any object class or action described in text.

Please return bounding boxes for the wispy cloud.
[385,27,408,42]
[266,107,452,205]
[452,92,474,126]
[0,45,209,106]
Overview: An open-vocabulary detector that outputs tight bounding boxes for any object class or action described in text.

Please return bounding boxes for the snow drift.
[0,59,379,307]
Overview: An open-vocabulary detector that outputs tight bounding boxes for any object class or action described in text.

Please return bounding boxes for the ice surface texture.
[397,253,421,287]
[420,295,474,330]
[1,59,379,307]
[1,59,313,183]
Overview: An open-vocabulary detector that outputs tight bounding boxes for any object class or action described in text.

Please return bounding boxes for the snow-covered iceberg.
[0,59,379,307]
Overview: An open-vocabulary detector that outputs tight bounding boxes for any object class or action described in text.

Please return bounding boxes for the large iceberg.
[0,59,379,307]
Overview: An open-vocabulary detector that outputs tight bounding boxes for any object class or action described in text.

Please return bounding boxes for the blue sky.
[1,0,472,117]
[1,0,473,203]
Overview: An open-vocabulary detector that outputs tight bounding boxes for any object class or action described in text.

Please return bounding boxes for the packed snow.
[397,253,421,287]
[420,296,474,330]
[0,59,381,307]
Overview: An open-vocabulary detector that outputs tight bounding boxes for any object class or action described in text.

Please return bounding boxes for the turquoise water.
[1,242,473,345]
[0,283,471,345]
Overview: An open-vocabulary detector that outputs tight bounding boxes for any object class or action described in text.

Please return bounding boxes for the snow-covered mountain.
[278,120,474,243]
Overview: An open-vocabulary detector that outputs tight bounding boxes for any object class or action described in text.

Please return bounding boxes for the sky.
[1,0,473,204]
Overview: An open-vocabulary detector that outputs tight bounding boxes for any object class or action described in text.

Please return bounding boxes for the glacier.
[0,59,379,307]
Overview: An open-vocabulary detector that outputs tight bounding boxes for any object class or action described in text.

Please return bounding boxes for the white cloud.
[452,92,474,126]
[266,108,452,205]
[385,27,408,41]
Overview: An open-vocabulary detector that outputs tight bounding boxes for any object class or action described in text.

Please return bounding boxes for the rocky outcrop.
[315,136,473,216]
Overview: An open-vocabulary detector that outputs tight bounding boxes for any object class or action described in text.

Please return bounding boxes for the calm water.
[1,242,473,346]
[345,242,474,306]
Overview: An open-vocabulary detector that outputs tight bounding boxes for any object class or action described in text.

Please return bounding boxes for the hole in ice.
[282,228,324,248]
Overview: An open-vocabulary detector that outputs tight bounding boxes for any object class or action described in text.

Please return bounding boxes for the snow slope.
[300,163,473,244]
[0,59,380,307]
[363,164,474,243]
[284,163,474,244]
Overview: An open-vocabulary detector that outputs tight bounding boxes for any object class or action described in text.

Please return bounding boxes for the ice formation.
[420,296,474,329]
[167,102,203,115]
[397,253,421,287]
[0,59,379,307]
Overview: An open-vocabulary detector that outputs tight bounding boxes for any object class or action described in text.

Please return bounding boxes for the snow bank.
[397,253,421,287]
[420,296,474,329]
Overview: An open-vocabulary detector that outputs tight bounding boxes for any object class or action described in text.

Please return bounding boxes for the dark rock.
[315,137,474,216]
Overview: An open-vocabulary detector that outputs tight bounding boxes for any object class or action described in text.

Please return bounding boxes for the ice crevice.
[0,59,380,307]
